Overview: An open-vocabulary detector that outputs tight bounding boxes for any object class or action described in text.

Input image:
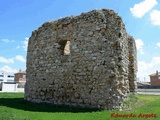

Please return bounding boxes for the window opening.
[22,75,26,78]
[0,75,4,77]
[8,75,14,78]
[58,40,70,55]
[64,41,70,55]
[7,79,14,82]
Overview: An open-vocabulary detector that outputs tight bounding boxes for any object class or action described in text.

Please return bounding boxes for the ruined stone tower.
[25,9,137,109]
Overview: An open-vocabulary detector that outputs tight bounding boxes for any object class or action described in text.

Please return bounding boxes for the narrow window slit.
[58,40,70,55]
[64,41,70,55]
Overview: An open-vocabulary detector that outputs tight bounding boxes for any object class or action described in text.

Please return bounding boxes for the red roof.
[149,72,160,76]
[14,70,26,74]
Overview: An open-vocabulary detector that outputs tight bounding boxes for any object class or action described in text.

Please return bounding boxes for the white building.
[0,72,15,83]
[0,71,17,92]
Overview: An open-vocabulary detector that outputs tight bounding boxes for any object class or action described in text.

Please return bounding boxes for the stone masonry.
[25,9,137,110]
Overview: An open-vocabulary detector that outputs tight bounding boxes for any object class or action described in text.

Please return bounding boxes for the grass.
[0,93,160,120]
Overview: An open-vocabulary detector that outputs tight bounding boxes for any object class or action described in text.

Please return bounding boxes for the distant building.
[14,70,26,88]
[137,81,151,89]
[137,82,150,86]
[0,71,15,83]
[0,71,17,91]
[149,70,160,86]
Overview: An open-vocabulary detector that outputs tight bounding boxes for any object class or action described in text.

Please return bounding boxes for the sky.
[0,0,160,82]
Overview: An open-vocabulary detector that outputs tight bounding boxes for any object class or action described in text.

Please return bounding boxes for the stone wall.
[25,9,137,110]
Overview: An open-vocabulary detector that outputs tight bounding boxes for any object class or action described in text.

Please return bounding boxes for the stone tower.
[25,9,137,109]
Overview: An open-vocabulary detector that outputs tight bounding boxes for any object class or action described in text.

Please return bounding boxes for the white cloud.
[150,10,160,26]
[22,37,29,51]
[15,55,26,62]
[156,42,160,47]
[0,57,14,64]
[0,65,18,73]
[135,39,143,50]
[1,39,14,43]
[138,56,160,82]
[0,55,26,64]
[135,39,144,54]
[130,0,157,18]
[16,45,20,49]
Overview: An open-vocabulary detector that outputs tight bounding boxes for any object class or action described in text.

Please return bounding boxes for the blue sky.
[0,0,160,81]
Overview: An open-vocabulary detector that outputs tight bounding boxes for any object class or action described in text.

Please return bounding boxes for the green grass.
[0,93,160,120]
